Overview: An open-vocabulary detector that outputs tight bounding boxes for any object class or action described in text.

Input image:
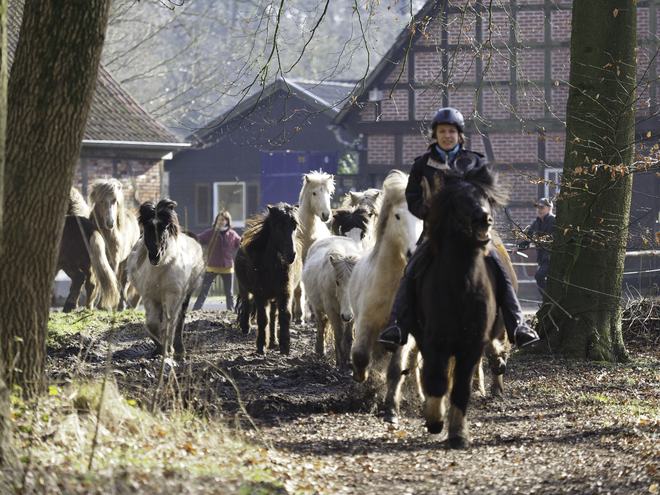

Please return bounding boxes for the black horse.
[57,215,97,312]
[234,203,302,355]
[411,165,509,449]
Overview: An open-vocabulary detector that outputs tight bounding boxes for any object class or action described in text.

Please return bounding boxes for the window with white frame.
[214,182,246,228]
[544,168,562,200]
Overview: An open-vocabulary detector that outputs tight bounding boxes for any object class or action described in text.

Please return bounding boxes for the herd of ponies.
[57,167,517,448]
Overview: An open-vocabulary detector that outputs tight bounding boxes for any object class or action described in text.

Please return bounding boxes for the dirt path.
[47,309,660,494]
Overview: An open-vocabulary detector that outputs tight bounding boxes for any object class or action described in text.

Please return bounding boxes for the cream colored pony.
[292,170,335,321]
[349,169,423,421]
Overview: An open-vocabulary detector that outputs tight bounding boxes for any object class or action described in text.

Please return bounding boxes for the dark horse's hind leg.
[63,268,85,313]
[268,302,279,349]
[383,340,416,423]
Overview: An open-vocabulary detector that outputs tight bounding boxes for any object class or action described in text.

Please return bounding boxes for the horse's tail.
[88,231,120,310]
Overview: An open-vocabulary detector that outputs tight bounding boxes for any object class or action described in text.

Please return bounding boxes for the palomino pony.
[127,199,205,357]
[411,166,509,448]
[303,236,363,369]
[235,203,302,355]
[349,170,423,420]
[292,170,334,321]
[88,179,140,310]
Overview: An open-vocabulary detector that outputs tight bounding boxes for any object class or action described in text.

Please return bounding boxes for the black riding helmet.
[431,107,465,134]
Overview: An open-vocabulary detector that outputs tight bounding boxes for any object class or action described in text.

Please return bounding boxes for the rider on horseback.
[377,107,540,350]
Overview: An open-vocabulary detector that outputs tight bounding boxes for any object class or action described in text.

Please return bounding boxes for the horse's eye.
[395,214,401,220]
[336,281,340,286]
[313,192,317,196]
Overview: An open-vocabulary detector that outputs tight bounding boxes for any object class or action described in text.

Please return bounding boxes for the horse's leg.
[472,357,486,396]
[350,318,378,383]
[63,268,85,313]
[341,321,355,371]
[486,337,509,398]
[116,262,129,311]
[172,296,191,358]
[314,309,329,357]
[447,354,481,449]
[277,293,293,355]
[237,287,252,335]
[421,351,450,434]
[144,299,164,355]
[328,311,346,368]
[383,338,415,423]
[255,300,269,355]
[268,302,279,349]
[292,282,306,323]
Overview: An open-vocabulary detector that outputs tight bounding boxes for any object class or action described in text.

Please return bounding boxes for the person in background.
[517,198,556,296]
[193,211,242,311]
[377,107,540,350]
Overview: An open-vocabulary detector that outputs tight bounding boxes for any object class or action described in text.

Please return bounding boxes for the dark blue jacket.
[518,213,556,264]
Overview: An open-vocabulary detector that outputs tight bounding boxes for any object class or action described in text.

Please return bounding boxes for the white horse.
[303,236,363,369]
[293,170,335,321]
[127,199,205,357]
[88,179,140,310]
[349,169,423,421]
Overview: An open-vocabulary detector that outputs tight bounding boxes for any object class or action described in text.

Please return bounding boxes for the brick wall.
[367,134,395,166]
[517,85,545,119]
[490,132,538,163]
[448,87,478,119]
[402,133,430,165]
[360,104,376,123]
[414,88,444,121]
[381,89,409,121]
[384,56,409,84]
[546,132,566,163]
[517,11,545,43]
[72,158,162,210]
[551,48,570,81]
[483,50,511,82]
[447,48,478,82]
[550,87,568,118]
[551,10,572,41]
[483,86,511,119]
[414,52,442,83]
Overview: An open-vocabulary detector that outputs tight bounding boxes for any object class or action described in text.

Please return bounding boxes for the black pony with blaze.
[411,165,509,448]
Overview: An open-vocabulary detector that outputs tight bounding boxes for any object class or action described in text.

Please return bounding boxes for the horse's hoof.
[448,435,469,449]
[383,411,399,424]
[351,367,367,383]
[426,421,444,434]
[280,346,290,355]
[257,347,265,355]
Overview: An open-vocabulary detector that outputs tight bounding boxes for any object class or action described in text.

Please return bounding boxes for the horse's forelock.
[300,170,335,201]
[138,201,157,227]
[375,170,407,237]
[156,200,180,238]
[243,203,298,259]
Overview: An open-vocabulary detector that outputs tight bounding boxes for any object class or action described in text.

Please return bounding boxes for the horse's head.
[331,206,371,245]
[138,199,180,266]
[267,203,300,265]
[344,188,382,217]
[301,171,335,222]
[329,254,359,323]
[89,179,124,231]
[428,167,508,251]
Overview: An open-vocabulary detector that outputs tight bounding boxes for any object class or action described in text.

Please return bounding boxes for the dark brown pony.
[234,203,302,355]
[411,165,509,449]
[57,214,96,312]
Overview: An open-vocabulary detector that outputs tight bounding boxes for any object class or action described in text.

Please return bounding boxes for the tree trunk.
[536,0,636,362]
[0,0,19,467]
[0,0,111,394]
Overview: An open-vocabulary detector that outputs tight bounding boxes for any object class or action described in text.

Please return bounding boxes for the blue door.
[260,151,337,210]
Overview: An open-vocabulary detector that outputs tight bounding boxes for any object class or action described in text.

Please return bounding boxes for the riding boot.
[489,248,540,348]
[377,243,428,352]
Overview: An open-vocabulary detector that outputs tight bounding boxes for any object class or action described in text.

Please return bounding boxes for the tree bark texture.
[0,0,19,467]
[537,0,636,362]
[0,0,111,394]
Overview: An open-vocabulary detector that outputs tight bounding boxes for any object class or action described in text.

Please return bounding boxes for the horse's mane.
[138,199,180,238]
[342,188,382,216]
[242,203,299,260]
[89,178,127,229]
[299,170,335,203]
[331,206,370,236]
[374,169,408,241]
[67,187,90,217]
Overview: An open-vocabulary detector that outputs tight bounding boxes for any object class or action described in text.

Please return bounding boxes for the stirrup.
[514,325,540,348]
[377,324,408,352]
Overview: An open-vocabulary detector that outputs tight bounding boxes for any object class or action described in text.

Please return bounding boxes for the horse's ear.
[329,254,340,268]
[304,174,309,183]
[349,191,358,201]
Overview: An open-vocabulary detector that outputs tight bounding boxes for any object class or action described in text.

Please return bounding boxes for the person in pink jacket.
[193,211,242,311]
